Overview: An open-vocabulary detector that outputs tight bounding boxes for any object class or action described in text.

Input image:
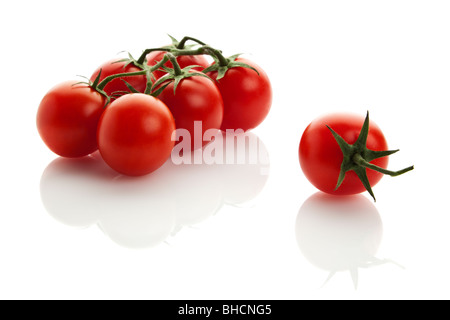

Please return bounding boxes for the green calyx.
[152,53,212,96]
[327,111,414,202]
[112,52,146,70]
[202,52,259,80]
[74,71,111,108]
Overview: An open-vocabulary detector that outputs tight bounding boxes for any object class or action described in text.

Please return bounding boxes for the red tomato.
[299,113,389,196]
[146,51,209,80]
[157,74,224,150]
[37,81,106,158]
[97,94,175,176]
[207,58,272,132]
[90,59,147,97]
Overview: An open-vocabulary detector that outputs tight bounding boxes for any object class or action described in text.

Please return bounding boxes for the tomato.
[146,50,209,80]
[97,94,175,176]
[299,113,389,196]
[90,59,147,97]
[207,58,272,132]
[157,74,223,150]
[37,81,106,158]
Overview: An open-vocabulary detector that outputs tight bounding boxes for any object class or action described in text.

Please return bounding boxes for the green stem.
[172,48,204,56]
[137,47,171,65]
[137,44,228,67]
[166,53,183,76]
[96,70,147,91]
[150,55,170,72]
[203,46,229,67]
[96,56,170,91]
[177,36,206,49]
[353,154,414,177]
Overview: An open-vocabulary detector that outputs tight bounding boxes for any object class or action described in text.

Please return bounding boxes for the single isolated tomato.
[37,81,106,158]
[97,94,175,176]
[146,51,209,80]
[157,74,224,150]
[299,112,413,201]
[90,59,147,97]
[207,58,272,132]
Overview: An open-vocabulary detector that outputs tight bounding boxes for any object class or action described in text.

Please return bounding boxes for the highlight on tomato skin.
[36,81,106,158]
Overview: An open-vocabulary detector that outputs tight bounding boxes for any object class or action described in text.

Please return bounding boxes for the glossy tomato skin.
[207,58,272,132]
[97,94,175,176]
[299,113,389,195]
[37,81,106,158]
[90,59,147,97]
[146,51,209,80]
[157,75,224,150]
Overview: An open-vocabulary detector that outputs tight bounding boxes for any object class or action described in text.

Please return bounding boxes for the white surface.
[1,0,449,300]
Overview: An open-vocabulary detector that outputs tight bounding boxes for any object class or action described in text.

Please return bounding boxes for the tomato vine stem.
[137,45,227,67]
[92,35,259,102]
[177,36,206,49]
[166,53,183,76]
[96,56,170,91]
[353,154,414,177]
[202,46,229,67]
[137,48,171,65]
[96,70,147,91]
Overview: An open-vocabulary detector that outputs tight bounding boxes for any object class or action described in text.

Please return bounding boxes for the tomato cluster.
[37,36,272,176]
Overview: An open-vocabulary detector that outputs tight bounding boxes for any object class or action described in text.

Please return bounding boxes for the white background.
[1,0,449,300]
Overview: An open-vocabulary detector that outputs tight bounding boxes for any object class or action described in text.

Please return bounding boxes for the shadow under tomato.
[40,132,270,249]
[295,193,403,289]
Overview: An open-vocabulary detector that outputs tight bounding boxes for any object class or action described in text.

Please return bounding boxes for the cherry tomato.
[146,51,209,80]
[37,81,106,158]
[90,59,147,97]
[157,74,223,150]
[207,58,272,132]
[97,94,175,176]
[299,113,389,196]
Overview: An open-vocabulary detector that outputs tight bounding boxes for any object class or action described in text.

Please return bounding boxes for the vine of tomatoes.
[37,35,273,176]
